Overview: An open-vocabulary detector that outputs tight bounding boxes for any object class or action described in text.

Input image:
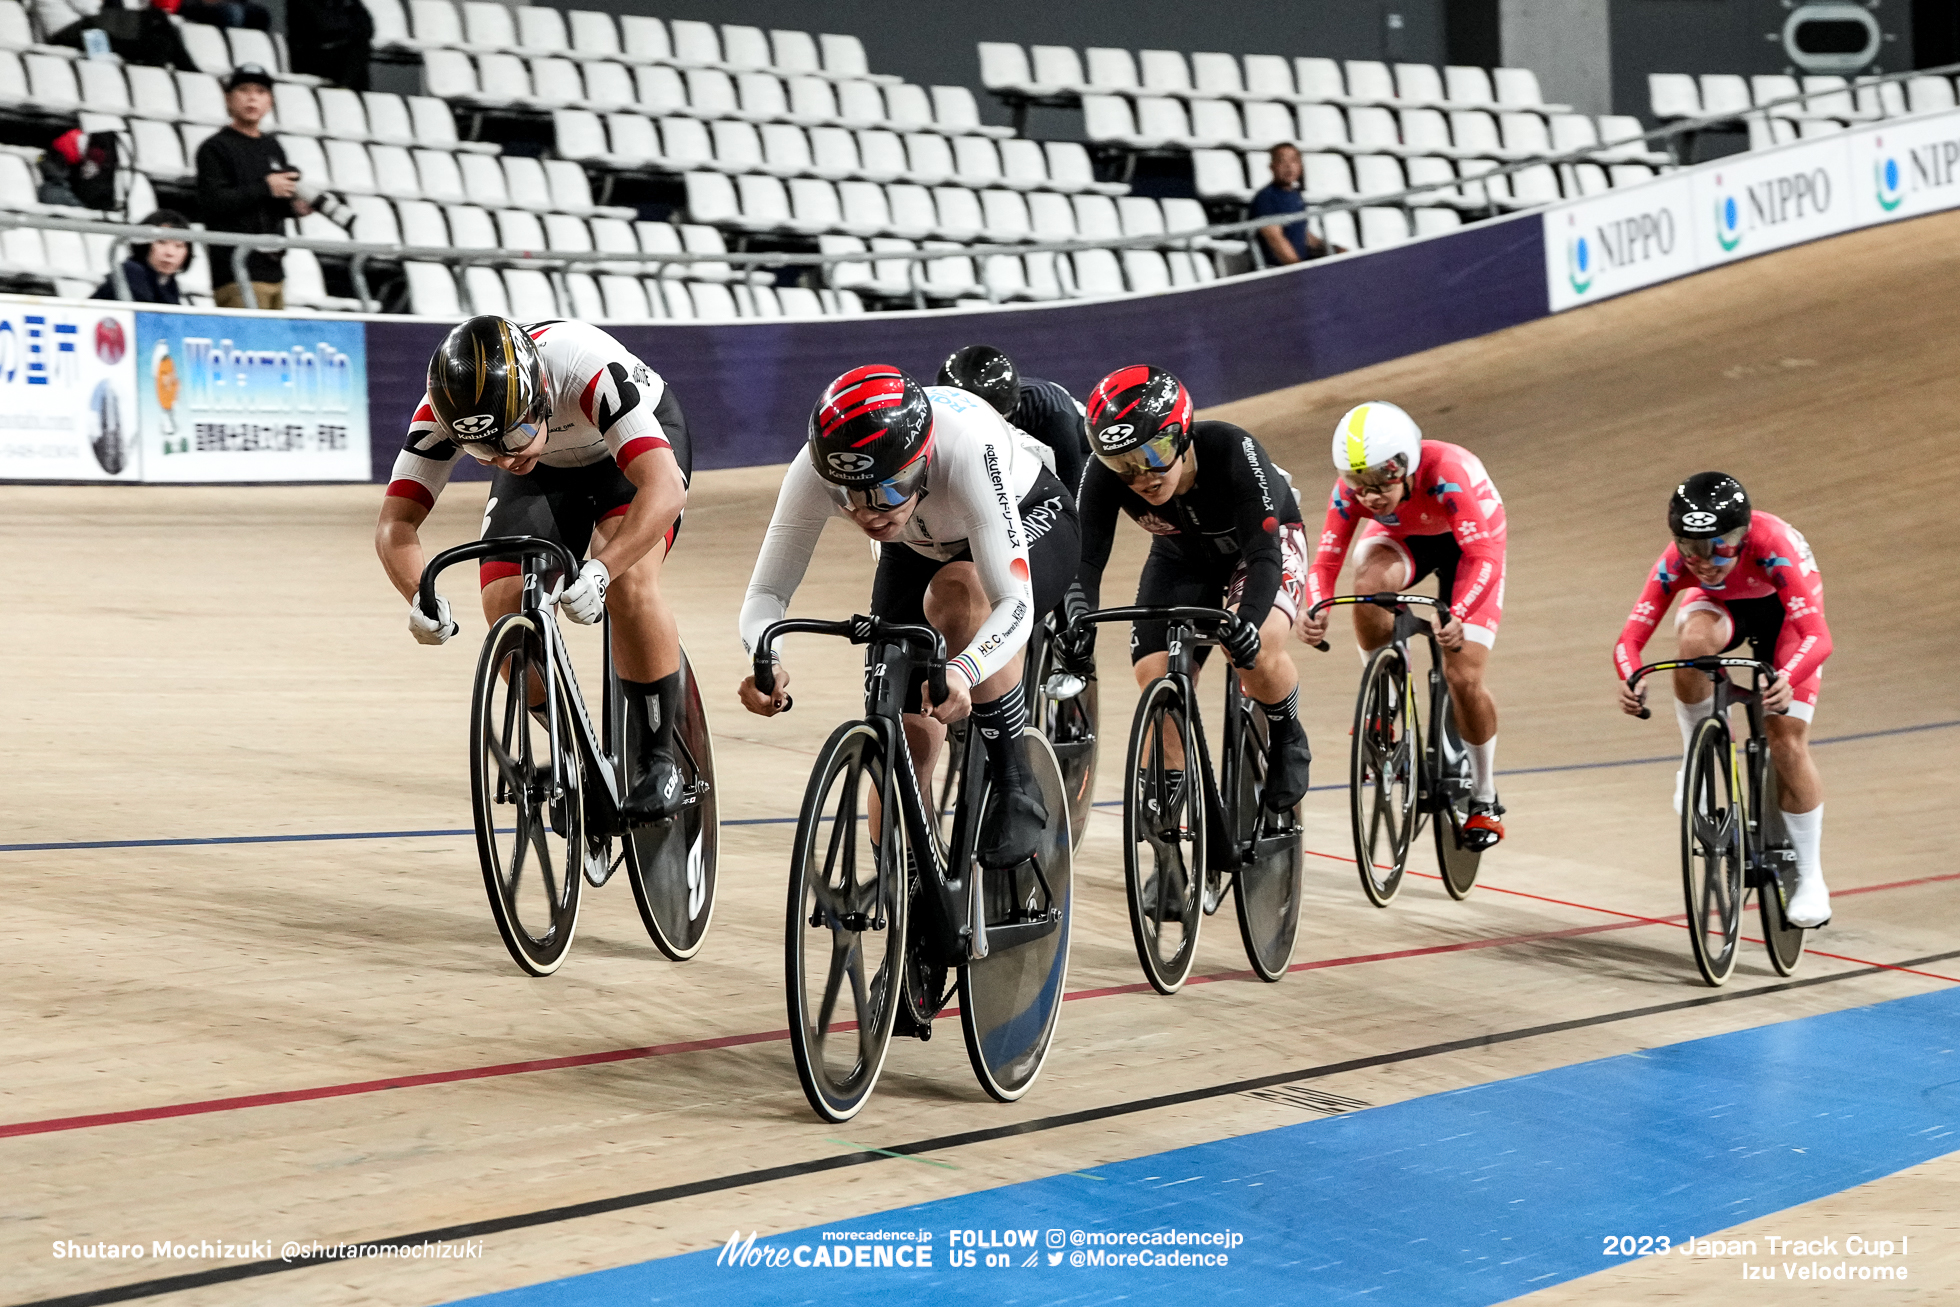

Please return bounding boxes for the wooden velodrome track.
[6,210,1960,1307]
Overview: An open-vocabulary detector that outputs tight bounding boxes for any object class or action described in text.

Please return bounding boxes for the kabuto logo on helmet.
[1680,510,1719,532]
[449,413,498,437]
[1095,423,1134,448]
[826,451,878,475]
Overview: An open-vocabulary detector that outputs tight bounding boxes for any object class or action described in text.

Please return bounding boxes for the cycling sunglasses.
[1674,527,1747,561]
[823,447,931,512]
[1340,456,1409,494]
[451,418,546,457]
[1095,431,1183,483]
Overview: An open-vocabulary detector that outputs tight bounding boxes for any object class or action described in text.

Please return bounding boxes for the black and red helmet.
[1085,365,1194,481]
[808,364,935,510]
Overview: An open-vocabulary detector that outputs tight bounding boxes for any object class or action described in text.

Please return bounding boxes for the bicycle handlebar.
[753,615,948,705]
[416,536,582,620]
[1302,591,1452,651]
[1625,657,1783,720]
[1066,604,1331,653]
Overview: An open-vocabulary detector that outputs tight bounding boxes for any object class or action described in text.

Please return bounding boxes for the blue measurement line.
[4,718,1950,856]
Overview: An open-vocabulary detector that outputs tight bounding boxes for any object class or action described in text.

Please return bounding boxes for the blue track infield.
[451,985,1960,1306]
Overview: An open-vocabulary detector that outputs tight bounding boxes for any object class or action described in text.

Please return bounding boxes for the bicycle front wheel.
[1123,677,1205,994]
[1230,703,1303,982]
[624,645,719,961]
[1682,715,1745,986]
[1351,646,1416,907]
[472,613,584,976]
[785,721,907,1123]
[960,729,1073,1102]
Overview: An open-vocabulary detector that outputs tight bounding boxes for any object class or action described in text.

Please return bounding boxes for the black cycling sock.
[1260,687,1301,733]
[970,681,1028,782]
[622,672,683,767]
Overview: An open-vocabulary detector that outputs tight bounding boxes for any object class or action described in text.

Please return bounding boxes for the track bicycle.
[933,611,1098,853]
[1626,656,1806,986]
[1067,605,1305,993]
[1304,592,1482,907]
[417,535,719,976]
[756,614,1072,1123]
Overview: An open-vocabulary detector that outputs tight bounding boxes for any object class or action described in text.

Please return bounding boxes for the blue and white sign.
[136,312,370,482]
[0,296,139,481]
[1542,174,1696,311]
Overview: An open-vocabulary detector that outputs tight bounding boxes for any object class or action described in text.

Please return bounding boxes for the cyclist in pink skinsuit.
[1614,472,1832,927]
[1297,401,1509,848]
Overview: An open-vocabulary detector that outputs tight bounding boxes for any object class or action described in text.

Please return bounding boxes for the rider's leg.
[1768,673,1828,927]
[1349,542,1409,653]
[1442,639,1496,779]
[1671,603,1728,812]
[590,515,685,819]
[1238,606,1314,810]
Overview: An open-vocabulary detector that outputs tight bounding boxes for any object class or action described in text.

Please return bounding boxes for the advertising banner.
[1548,105,1960,311]
[136,311,370,482]
[1542,174,1696,312]
[0,295,140,482]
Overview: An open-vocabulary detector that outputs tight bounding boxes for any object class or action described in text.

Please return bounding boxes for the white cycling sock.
[1674,695,1714,751]
[1782,803,1824,883]
[1467,735,1497,804]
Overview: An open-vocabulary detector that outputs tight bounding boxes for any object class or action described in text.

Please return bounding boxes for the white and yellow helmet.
[1331,401,1422,489]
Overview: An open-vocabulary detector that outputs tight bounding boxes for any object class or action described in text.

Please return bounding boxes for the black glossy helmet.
[808,364,935,510]
[936,344,1021,417]
[1668,471,1751,560]
[427,315,549,454]
[1085,364,1194,482]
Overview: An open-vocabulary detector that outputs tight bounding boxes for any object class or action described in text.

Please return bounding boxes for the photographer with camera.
[195,63,311,311]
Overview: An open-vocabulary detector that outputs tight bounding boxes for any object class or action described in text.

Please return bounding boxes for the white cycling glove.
[409,594,458,646]
[558,559,610,625]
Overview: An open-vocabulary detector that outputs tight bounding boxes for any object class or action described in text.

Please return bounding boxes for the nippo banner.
[1547,104,1960,311]
[0,295,140,482]
[136,312,370,482]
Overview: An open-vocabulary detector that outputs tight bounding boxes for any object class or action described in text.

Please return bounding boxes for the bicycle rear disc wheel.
[785,721,907,1123]
[624,646,719,961]
[1758,857,1807,976]
[1351,647,1416,907]
[1028,625,1099,852]
[1682,716,1745,986]
[1430,684,1483,900]
[1231,705,1303,982]
[472,613,584,976]
[960,729,1072,1102]
[1122,677,1205,994]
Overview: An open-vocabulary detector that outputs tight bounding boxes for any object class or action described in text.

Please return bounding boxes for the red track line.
[4,856,1951,1143]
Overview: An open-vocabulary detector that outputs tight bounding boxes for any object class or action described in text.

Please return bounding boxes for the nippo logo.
[1713,182,1743,252]
[1567,234,1594,294]
[826,450,877,475]
[1680,510,1719,531]
[94,317,125,365]
[449,412,498,436]
[1875,150,1904,212]
[1095,422,1133,448]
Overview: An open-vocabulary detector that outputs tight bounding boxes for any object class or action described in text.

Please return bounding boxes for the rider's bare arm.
[592,445,686,576]
[376,493,433,602]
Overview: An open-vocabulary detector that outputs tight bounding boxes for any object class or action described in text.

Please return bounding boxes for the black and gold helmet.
[426,315,549,453]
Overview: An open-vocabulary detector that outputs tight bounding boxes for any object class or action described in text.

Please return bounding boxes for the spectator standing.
[39,0,200,68]
[1249,143,1336,267]
[195,64,310,310]
[288,0,375,90]
[91,209,191,304]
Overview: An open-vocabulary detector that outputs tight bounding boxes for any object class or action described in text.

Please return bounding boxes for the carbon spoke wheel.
[1122,678,1204,994]
[624,647,720,961]
[472,614,584,976]
[1682,716,1745,986]
[1028,622,1098,852]
[1430,682,1483,900]
[960,730,1073,1102]
[1231,705,1303,982]
[1350,647,1416,907]
[786,722,906,1123]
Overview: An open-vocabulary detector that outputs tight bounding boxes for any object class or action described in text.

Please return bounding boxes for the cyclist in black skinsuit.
[1061,364,1315,811]
[937,344,1091,498]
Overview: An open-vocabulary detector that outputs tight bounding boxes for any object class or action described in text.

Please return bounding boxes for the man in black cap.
[195,64,311,310]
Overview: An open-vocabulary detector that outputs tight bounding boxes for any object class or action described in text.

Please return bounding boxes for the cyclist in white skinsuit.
[737,366,1080,869]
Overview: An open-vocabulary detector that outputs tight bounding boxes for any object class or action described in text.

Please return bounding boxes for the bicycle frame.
[754,615,1062,967]
[1305,592,1462,817]
[1627,656,1787,889]
[419,535,628,835]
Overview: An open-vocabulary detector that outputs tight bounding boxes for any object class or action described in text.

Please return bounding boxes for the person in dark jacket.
[287,0,374,90]
[194,63,310,309]
[91,208,190,304]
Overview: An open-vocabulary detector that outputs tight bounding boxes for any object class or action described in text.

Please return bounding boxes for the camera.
[292,176,353,230]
